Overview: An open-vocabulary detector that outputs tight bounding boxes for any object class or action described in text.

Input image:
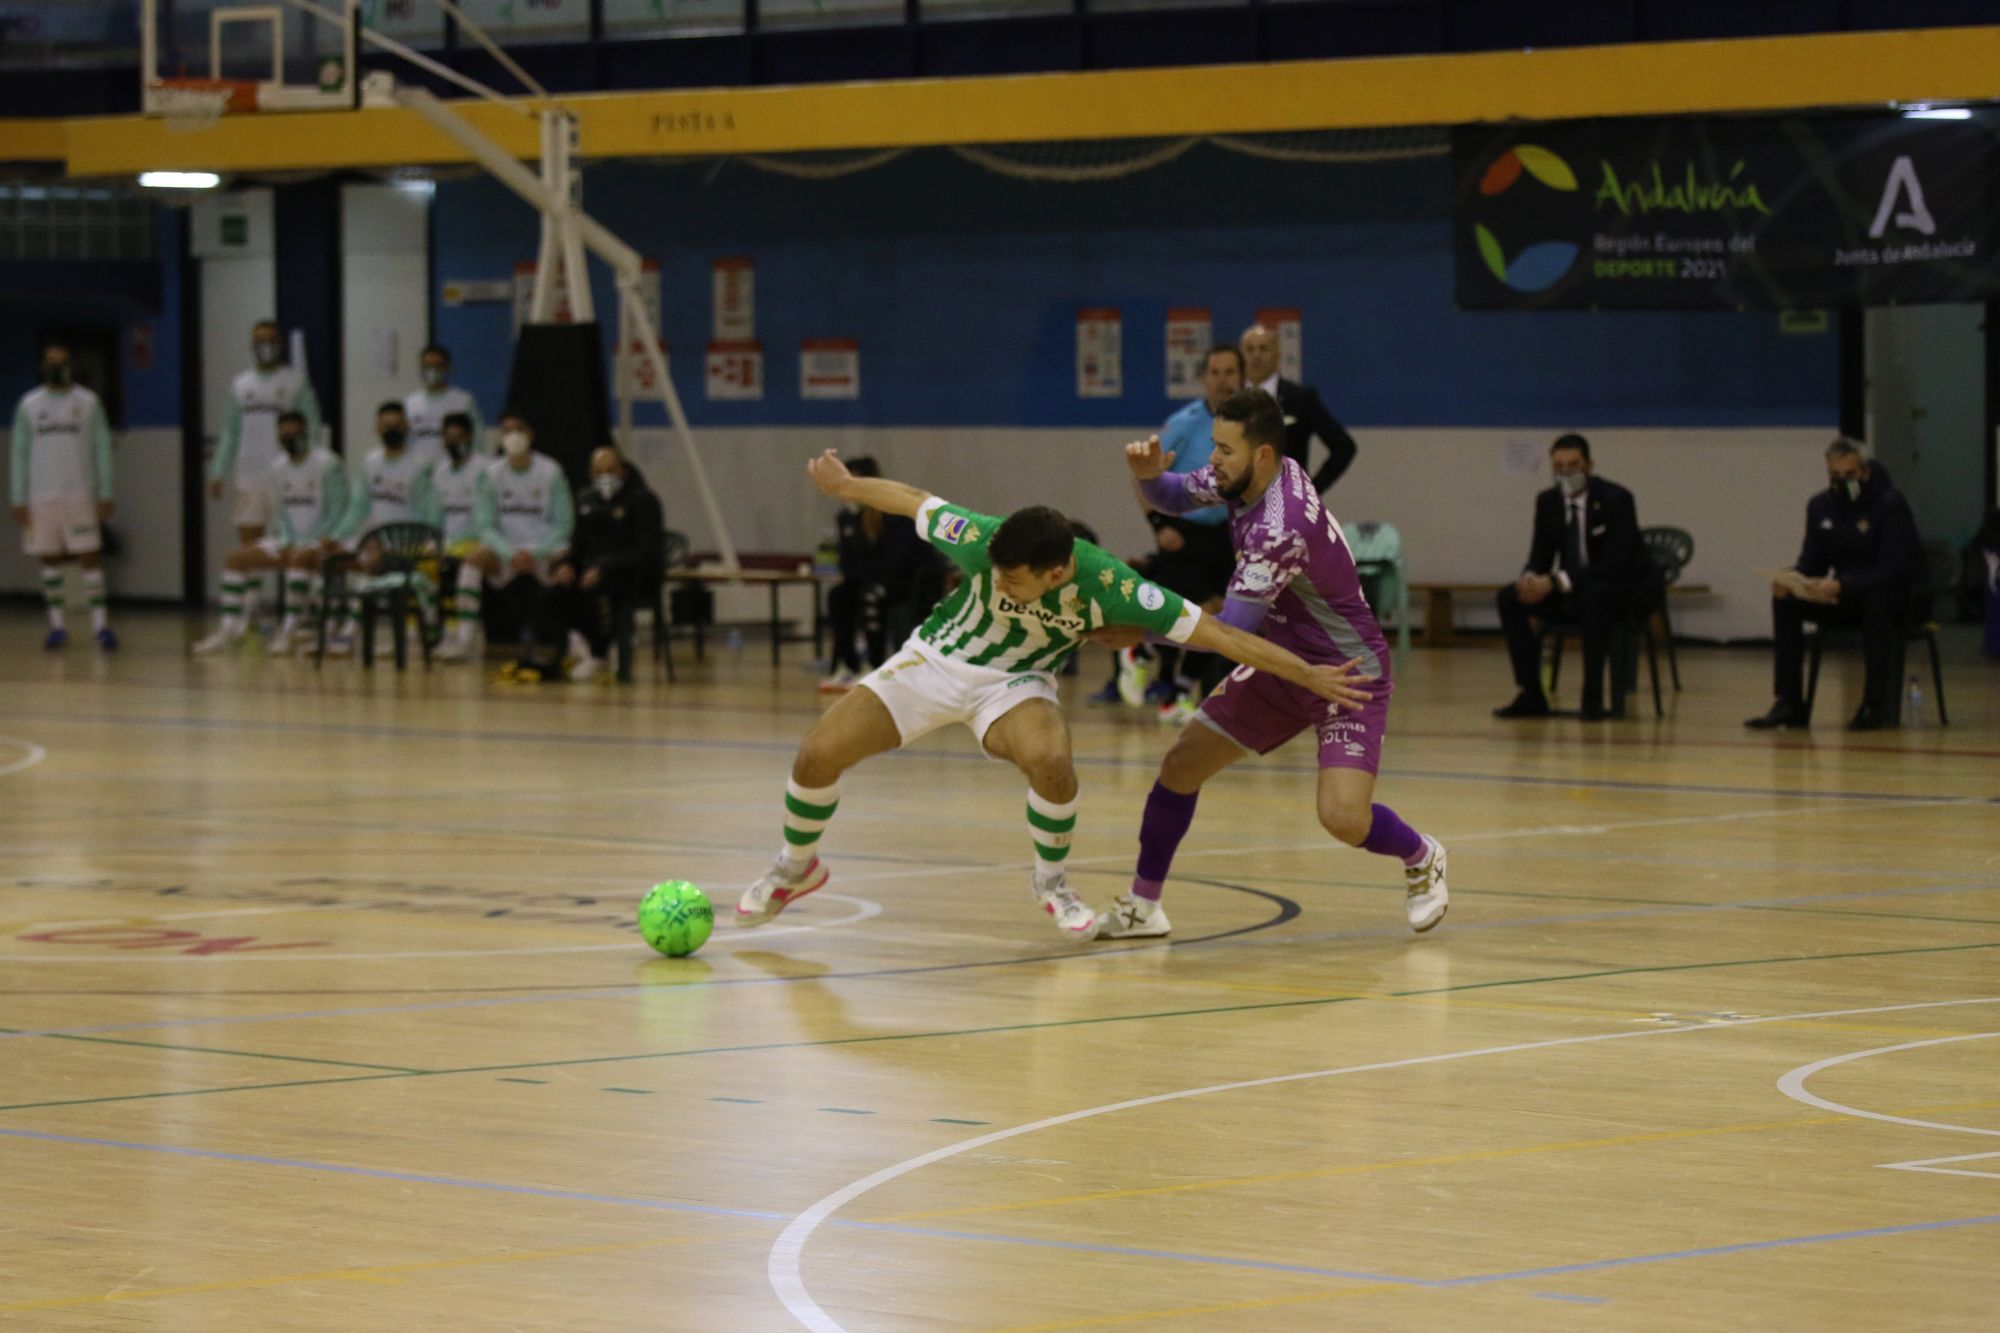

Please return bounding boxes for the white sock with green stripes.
[219,573,247,634]
[40,568,65,630]
[779,779,840,874]
[82,567,107,631]
[1028,789,1080,886]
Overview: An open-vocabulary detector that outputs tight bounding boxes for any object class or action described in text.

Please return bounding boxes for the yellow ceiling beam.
[0,118,68,162]
[42,24,2000,177]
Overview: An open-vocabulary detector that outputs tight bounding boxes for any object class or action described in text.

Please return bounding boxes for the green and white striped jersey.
[913,497,1201,674]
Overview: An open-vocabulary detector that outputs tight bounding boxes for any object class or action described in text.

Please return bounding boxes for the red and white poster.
[1164,307,1212,399]
[1256,306,1303,383]
[800,338,860,400]
[1076,307,1122,399]
[513,259,576,328]
[712,256,755,341]
[706,339,764,401]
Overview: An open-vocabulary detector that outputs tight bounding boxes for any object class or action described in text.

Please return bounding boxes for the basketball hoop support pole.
[397,85,740,573]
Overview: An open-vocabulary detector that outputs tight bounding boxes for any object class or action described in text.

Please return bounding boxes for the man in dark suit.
[1745,437,1923,732]
[545,446,664,682]
[1241,323,1357,493]
[1493,433,1658,721]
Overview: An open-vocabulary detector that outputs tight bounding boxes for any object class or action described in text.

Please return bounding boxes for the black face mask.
[1829,478,1862,505]
[381,428,407,449]
[42,365,69,388]
[280,434,306,456]
[445,439,470,462]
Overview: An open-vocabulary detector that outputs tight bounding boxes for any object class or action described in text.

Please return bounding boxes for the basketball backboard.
[142,0,359,118]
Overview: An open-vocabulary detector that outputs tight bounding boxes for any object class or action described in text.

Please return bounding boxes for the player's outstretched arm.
[805,449,929,519]
[1187,615,1375,709]
[1125,435,1207,516]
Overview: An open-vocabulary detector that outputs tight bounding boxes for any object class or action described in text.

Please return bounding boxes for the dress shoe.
[1745,701,1808,730]
[1493,692,1552,719]
[1846,703,1887,732]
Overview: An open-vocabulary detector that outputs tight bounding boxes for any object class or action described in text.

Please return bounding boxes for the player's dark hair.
[1215,388,1285,452]
[421,343,450,363]
[1552,432,1592,461]
[442,412,474,434]
[991,506,1076,573]
[41,340,70,357]
[847,455,881,479]
[253,319,280,337]
[499,409,530,429]
[277,409,306,428]
[377,400,406,418]
[1205,343,1243,375]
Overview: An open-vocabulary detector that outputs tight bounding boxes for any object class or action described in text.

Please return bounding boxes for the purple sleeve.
[1139,465,1223,516]
[1217,595,1271,635]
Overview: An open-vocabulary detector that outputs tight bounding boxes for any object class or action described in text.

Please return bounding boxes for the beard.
[1216,467,1253,501]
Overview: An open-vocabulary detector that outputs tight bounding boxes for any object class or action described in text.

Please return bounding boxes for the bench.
[667,554,833,666]
[1408,581,1712,647]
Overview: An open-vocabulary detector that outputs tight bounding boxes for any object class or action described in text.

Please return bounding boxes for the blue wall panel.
[431,147,1836,433]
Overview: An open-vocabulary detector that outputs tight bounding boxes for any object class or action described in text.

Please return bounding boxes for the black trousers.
[1772,587,1907,712]
[1498,577,1652,711]
[545,572,643,659]
[828,578,899,672]
[1142,524,1235,694]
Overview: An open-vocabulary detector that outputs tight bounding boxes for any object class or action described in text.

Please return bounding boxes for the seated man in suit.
[1240,322,1358,494]
[1745,437,1922,732]
[547,446,664,683]
[1494,433,1657,721]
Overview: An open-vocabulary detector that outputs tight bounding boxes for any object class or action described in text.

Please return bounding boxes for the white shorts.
[231,478,274,529]
[22,495,101,557]
[857,636,1061,751]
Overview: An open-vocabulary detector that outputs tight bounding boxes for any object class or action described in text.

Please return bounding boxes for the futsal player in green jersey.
[734,449,1372,941]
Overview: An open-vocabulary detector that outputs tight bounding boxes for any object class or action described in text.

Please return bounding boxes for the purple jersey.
[1174,457,1390,677]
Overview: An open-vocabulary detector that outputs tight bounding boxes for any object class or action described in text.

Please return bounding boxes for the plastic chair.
[1640,526,1693,690]
[1347,520,1411,659]
[1803,539,1955,726]
[316,522,445,670]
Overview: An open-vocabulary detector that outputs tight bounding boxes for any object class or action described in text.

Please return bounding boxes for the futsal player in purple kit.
[1093,388,1450,939]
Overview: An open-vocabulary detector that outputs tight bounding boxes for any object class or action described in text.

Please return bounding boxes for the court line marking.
[3,706,1991,806]
[0,737,48,780]
[1882,1150,2000,1181]
[767,995,2000,1332]
[1776,1032,2000,1140]
[7,938,2000,1115]
[0,892,883,963]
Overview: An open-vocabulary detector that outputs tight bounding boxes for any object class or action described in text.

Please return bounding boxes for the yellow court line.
[877,1097,2000,1227]
[0,1226,772,1314]
[976,1284,1389,1333]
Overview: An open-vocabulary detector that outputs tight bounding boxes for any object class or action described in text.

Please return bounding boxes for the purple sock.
[1132,782,1200,901]
[1360,803,1427,865]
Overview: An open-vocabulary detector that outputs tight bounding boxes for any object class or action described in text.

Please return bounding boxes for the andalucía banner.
[1452,114,2000,310]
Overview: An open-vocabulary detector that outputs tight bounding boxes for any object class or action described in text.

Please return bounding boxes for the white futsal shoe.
[736,854,830,926]
[1404,836,1450,932]
[1033,871,1098,941]
[435,627,477,662]
[191,626,243,656]
[1094,893,1171,940]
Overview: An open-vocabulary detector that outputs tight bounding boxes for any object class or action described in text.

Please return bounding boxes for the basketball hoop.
[151,78,258,133]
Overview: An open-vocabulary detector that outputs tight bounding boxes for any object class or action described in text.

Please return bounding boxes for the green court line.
[709,1096,761,1104]
[603,1087,654,1095]
[0,1027,427,1074]
[932,1118,990,1126]
[497,1077,548,1085]
[4,938,1996,1116]
[820,1107,873,1116]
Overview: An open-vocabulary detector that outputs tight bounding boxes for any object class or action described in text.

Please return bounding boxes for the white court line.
[0,893,882,962]
[1775,1032,2000,1137]
[769,995,2000,1332]
[1881,1150,2000,1181]
[0,737,47,780]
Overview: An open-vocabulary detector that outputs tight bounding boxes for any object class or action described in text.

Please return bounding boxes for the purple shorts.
[1195,664,1391,774]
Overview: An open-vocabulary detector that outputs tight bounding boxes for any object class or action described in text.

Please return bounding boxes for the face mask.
[42,364,68,388]
[254,340,282,369]
[1558,471,1588,497]
[593,474,622,500]
[502,431,531,460]
[1832,478,1862,503]
[422,366,446,390]
[446,439,469,462]
[280,434,306,456]
[381,428,407,449]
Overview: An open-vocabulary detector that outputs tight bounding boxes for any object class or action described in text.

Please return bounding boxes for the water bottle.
[814,531,840,578]
[1905,674,1926,728]
[725,626,744,657]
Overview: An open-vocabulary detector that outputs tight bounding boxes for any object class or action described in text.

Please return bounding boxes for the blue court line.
[8,877,1997,1045]
[1534,1292,1608,1305]
[3,706,1988,807]
[8,1124,2000,1296]
[1443,1212,2000,1286]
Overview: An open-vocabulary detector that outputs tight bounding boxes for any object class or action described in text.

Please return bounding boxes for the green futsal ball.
[638,881,714,957]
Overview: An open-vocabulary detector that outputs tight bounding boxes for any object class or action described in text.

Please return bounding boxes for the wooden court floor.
[2,607,1998,1331]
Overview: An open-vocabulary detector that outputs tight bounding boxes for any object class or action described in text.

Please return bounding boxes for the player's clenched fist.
[1123,435,1176,481]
